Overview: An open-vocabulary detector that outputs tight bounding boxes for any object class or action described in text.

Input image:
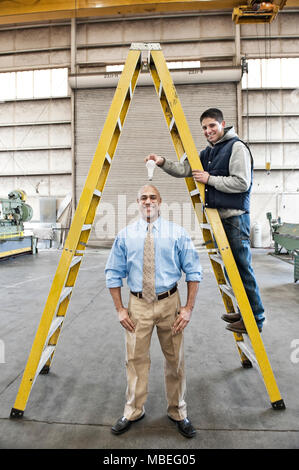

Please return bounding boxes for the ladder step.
[70,256,82,268]
[180,153,187,163]
[200,223,212,230]
[105,152,112,164]
[93,189,102,197]
[46,316,64,344]
[82,224,92,231]
[59,287,73,304]
[237,340,258,368]
[169,117,175,131]
[35,345,56,382]
[210,253,224,266]
[117,117,122,131]
[190,188,200,197]
[219,284,236,300]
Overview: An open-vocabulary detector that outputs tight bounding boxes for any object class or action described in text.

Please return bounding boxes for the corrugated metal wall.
[75,82,237,245]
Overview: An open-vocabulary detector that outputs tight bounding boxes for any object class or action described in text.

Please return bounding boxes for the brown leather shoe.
[221,312,241,323]
[225,319,262,334]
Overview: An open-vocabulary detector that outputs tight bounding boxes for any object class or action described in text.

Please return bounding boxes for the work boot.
[221,312,241,323]
[226,319,262,334]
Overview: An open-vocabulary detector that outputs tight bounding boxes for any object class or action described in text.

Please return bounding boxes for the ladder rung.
[34,345,56,383]
[190,188,199,197]
[200,223,212,230]
[46,316,64,344]
[169,117,175,131]
[59,287,73,304]
[93,189,102,197]
[129,82,133,99]
[237,340,258,368]
[117,117,122,131]
[82,224,92,231]
[70,256,82,268]
[105,153,112,164]
[219,284,236,300]
[210,253,224,266]
[180,153,187,163]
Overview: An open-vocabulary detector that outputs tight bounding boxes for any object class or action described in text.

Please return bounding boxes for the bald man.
[105,185,202,438]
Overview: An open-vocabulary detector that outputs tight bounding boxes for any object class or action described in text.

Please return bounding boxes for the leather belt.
[131,285,177,301]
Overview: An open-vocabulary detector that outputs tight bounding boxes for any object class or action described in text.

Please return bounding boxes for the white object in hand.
[146,160,156,180]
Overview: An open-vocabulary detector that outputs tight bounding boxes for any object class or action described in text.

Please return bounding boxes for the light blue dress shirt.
[105,216,202,294]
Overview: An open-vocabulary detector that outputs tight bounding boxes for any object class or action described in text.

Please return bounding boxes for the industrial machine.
[0,190,37,260]
[267,212,299,282]
[232,1,286,23]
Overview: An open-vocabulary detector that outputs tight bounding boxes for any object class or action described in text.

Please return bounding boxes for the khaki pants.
[124,290,187,421]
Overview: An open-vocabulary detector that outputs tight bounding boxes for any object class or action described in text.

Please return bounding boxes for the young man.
[146,108,265,334]
[105,185,201,438]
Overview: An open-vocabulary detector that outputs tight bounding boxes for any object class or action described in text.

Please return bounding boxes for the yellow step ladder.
[10,43,285,419]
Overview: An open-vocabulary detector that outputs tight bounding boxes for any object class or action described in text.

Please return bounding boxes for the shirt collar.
[139,216,161,232]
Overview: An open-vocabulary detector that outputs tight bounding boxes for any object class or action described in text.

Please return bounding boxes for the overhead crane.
[0,1,298,26]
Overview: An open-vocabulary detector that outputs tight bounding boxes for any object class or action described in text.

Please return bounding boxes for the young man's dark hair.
[200,108,224,124]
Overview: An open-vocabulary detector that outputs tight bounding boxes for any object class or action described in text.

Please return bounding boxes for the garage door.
[75,82,237,246]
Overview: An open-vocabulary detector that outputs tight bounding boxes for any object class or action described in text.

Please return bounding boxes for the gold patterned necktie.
[142,223,156,303]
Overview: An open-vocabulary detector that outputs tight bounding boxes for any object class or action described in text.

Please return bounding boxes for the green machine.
[0,190,37,260]
[267,212,299,283]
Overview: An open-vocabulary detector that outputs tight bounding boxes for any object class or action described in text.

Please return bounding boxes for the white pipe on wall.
[69,67,242,89]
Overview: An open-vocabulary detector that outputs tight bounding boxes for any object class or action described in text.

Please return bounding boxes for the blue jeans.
[221,213,265,330]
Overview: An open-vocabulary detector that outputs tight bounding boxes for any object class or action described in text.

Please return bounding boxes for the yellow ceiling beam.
[0,1,297,25]
[0,1,260,25]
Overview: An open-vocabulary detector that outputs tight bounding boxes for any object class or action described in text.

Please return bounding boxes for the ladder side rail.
[11,50,142,418]
[149,49,284,408]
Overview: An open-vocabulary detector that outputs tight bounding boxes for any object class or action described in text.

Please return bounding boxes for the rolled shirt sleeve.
[177,229,202,283]
[105,235,127,288]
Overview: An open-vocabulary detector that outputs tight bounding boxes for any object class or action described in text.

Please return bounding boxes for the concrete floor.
[0,247,298,450]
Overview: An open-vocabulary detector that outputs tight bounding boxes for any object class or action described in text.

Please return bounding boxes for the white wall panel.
[248,143,283,168]
[252,171,283,193]
[49,149,72,172]
[0,30,14,51]
[283,118,299,141]
[283,144,299,168]
[15,151,49,172]
[0,127,13,148]
[284,171,299,192]
[0,154,14,173]
[279,194,299,223]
